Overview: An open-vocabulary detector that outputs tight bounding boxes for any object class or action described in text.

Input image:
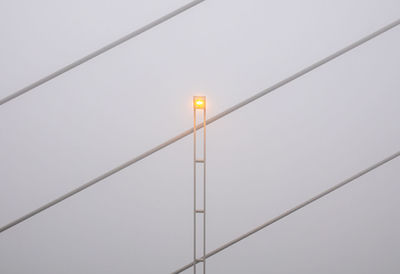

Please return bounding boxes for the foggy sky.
[0,0,399,273]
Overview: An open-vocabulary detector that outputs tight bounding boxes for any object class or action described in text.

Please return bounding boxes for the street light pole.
[193,96,206,274]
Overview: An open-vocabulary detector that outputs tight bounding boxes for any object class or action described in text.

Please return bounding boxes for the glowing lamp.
[193,96,206,109]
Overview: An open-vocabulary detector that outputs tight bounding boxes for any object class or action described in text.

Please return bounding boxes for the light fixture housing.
[193,96,206,109]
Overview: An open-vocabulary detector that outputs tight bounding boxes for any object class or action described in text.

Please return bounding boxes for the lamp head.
[193,96,206,110]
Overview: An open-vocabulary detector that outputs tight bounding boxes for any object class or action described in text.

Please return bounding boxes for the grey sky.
[0,0,399,273]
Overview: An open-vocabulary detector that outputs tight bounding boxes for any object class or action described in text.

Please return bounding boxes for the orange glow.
[193,96,206,109]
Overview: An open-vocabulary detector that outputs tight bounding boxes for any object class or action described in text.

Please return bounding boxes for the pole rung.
[195,209,205,213]
[195,159,205,163]
[196,258,205,262]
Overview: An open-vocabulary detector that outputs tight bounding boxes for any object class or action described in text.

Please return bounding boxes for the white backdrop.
[0,0,399,273]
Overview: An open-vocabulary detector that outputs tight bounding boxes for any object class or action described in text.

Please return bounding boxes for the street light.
[193,95,206,274]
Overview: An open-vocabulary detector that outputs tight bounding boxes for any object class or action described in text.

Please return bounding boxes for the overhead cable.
[0,0,206,106]
[0,18,399,233]
[172,150,400,273]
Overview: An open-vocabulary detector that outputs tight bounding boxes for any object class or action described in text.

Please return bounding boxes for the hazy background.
[0,0,399,273]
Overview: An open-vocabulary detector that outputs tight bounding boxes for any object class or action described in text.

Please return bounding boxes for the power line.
[172,150,400,273]
[0,0,206,107]
[1,18,399,234]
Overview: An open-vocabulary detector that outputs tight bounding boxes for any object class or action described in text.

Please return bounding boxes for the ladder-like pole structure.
[193,96,206,274]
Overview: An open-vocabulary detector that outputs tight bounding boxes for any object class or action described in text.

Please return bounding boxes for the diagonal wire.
[0,18,399,234]
[172,150,400,273]
[0,0,206,106]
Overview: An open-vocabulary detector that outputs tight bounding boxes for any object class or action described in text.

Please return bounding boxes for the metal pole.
[193,107,197,274]
[203,106,206,274]
[193,96,206,274]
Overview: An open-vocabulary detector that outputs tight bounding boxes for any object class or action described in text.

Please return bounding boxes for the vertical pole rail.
[193,96,207,274]
[203,100,207,274]
[193,104,197,274]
